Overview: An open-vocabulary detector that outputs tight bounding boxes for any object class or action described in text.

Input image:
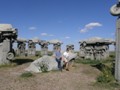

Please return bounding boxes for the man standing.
[54,48,62,71]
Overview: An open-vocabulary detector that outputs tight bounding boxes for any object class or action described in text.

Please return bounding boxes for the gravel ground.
[0,62,118,90]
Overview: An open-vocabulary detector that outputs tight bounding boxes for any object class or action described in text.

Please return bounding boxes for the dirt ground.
[0,61,119,90]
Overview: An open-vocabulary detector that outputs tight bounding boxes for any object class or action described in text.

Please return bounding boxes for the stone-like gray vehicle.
[0,24,17,64]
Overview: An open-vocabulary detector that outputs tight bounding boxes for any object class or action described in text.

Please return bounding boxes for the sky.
[0,0,117,51]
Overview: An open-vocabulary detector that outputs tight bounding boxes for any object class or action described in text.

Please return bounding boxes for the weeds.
[75,59,101,65]
[75,53,120,89]
[20,72,34,78]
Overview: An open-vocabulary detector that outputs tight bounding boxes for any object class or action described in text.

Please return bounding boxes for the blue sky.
[0,0,116,50]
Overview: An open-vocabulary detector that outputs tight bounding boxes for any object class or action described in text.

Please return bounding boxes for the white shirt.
[63,51,69,58]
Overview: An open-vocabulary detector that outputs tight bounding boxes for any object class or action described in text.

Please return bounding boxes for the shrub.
[97,63,115,83]
[97,73,114,83]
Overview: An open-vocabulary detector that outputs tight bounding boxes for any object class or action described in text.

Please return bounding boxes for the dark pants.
[56,58,62,71]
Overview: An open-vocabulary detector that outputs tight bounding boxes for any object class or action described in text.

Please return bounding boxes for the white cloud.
[41,33,48,36]
[29,27,37,30]
[80,22,102,33]
[65,36,70,39]
[41,33,54,36]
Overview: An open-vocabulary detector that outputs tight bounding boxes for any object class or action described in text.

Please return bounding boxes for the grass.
[75,58,115,83]
[96,67,115,83]
[75,59,101,65]
[75,52,120,89]
[93,82,120,90]
[0,63,17,68]
[20,72,34,78]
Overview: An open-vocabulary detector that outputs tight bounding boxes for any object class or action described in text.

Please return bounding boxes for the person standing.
[54,48,62,71]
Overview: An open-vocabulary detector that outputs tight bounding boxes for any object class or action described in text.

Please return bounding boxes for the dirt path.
[0,63,116,90]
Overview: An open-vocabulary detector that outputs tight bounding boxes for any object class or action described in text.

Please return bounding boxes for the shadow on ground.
[12,59,34,65]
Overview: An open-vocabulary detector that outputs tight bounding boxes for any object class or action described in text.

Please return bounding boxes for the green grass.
[20,72,34,78]
[0,63,17,68]
[97,68,115,83]
[94,82,120,90]
[75,52,120,89]
[75,59,101,65]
